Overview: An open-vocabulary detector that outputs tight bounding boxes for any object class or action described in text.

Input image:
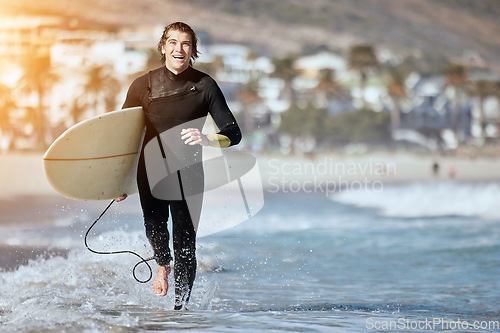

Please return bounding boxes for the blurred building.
[387,73,480,149]
[294,51,349,80]
[0,15,63,62]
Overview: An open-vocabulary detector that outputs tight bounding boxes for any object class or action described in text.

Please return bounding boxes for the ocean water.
[0,181,499,332]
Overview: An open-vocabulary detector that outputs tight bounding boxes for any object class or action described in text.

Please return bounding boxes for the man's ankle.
[158,265,171,276]
[174,303,188,311]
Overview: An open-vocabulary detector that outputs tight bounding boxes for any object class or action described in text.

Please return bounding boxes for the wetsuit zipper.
[151,86,198,102]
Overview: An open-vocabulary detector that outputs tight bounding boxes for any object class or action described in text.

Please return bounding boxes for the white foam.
[0,227,225,331]
[330,181,500,220]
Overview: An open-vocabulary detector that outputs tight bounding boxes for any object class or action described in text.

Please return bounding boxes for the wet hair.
[157,22,199,65]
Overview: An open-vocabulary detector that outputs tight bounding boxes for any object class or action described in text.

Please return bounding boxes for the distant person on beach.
[432,161,440,178]
[448,164,456,179]
[117,22,241,310]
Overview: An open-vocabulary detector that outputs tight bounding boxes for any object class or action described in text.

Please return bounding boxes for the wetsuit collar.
[164,66,192,81]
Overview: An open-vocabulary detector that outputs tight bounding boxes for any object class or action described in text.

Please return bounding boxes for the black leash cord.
[84,199,155,283]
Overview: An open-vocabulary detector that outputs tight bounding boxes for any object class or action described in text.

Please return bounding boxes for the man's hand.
[181,128,208,146]
[116,194,127,202]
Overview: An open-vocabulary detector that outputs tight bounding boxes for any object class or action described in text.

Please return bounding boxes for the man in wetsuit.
[118,22,241,310]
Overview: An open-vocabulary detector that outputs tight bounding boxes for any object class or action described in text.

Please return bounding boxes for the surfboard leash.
[84,199,155,283]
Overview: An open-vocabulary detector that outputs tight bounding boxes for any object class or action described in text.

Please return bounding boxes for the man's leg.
[137,151,173,296]
[170,199,199,310]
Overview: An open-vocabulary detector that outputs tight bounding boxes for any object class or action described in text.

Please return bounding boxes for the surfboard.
[43,107,145,201]
[43,107,264,237]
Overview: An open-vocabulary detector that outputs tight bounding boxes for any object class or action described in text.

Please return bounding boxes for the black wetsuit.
[122,66,241,308]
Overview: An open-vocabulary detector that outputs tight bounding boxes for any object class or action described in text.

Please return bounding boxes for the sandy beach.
[0,149,498,227]
[1,151,500,206]
[0,153,79,226]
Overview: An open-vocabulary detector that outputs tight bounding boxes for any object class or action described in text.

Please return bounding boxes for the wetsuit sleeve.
[122,75,148,109]
[206,80,242,147]
[206,133,231,148]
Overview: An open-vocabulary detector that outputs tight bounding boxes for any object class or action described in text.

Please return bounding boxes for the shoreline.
[256,152,500,189]
[1,150,499,273]
[1,151,499,221]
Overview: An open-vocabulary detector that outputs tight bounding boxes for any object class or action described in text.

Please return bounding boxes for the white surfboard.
[43,107,145,201]
[43,107,264,237]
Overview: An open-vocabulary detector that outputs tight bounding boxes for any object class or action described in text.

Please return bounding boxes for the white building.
[294,51,352,81]
[199,43,274,83]
[50,30,148,75]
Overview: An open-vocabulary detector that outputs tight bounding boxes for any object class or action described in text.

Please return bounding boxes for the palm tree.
[18,54,59,147]
[0,84,16,129]
[23,106,39,139]
[83,64,121,114]
[271,54,299,102]
[67,96,88,124]
[0,84,17,151]
[144,49,162,72]
[237,80,261,137]
[278,101,307,153]
[104,77,122,112]
[385,66,408,135]
[315,69,338,95]
[313,68,350,104]
[495,81,500,140]
[347,44,379,109]
[469,79,496,139]
[194,54,225,80]
[443,64,468,142]
[278,101,329,153]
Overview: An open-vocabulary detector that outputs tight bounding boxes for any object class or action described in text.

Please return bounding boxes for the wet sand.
[0,245,68,272]
[0,154,87,270]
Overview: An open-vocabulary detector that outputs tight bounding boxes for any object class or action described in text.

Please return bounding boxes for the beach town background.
[1,1,500,331]
[1,0,499,226]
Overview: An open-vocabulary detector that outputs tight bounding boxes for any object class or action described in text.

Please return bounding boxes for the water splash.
[0,228,222,331]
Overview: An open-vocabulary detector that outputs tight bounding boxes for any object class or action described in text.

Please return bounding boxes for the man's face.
[162,30,192,75]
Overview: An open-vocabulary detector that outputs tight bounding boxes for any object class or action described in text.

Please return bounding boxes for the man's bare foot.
[152,265,170,296]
